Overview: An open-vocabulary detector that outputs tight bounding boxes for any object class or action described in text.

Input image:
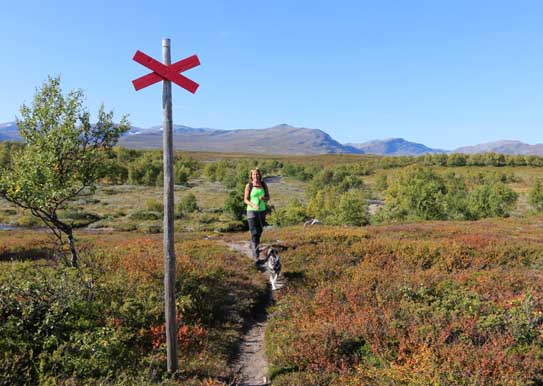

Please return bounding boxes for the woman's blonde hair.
[249,168,262,179]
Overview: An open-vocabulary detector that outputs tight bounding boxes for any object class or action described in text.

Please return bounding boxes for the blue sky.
[1,0,542,149]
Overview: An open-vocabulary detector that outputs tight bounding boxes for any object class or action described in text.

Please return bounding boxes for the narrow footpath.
[228,241,273,386]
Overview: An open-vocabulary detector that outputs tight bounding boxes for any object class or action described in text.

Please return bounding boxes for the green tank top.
[247,185,267,212]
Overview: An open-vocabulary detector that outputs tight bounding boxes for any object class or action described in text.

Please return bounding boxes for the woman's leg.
[254,211,265,255]
[248,217,261,259]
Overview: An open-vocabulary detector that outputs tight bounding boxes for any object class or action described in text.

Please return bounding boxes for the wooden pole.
[162,37,178,373]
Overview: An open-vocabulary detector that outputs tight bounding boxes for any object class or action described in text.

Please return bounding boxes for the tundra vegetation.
[2,100,543,383]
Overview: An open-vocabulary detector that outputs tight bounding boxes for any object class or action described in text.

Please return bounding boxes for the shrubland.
[1,143,543,238]
[2,147,543,385]
[259,218,543,385]
[3,75,543,386]
[0,231,267,385]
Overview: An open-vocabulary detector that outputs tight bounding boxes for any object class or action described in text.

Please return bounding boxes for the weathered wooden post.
[161,37,178,372]
[132,39,200,373]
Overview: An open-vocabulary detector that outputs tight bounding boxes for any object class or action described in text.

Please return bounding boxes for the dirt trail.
[228,241,272,386]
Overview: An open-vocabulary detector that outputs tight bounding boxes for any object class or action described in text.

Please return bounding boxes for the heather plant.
[0,232,267,385]
[264,219,543,385]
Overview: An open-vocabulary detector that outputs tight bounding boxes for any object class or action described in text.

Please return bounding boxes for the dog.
[260,246,282,290]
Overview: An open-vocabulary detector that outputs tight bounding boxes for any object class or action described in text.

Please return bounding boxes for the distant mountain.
[0,122,21,141]
[119,124,364,155]
[147,124,218,134]
[2,120,543,156]
[347,138,447,155]
[0,122,145,140]
[454,140,543,155]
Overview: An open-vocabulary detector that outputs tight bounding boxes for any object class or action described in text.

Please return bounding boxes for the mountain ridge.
[119,123,364,155]
[1,121,543,156]
[347,138,447,155]
[453,140,543,155]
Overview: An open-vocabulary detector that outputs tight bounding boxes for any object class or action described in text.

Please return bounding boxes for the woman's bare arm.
[261,181,270,202]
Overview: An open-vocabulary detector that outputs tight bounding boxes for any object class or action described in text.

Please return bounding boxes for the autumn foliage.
[264,218,543,385]
[0,231,267,385]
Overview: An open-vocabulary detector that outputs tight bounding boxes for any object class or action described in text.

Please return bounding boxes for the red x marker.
[132,50,200,93]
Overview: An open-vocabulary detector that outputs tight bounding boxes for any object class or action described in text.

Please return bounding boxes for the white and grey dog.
[261,246,282,290]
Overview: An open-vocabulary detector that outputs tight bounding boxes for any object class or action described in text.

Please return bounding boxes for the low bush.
[15,213,42,227]
[264,219,543,385]
[268,199,307,226]
[140,224,162,234]
[214,220,246,233]
[114,222,138,232]
[377,166,519,222]
[0,232,267,385]
[177,193,199,215]
[145,199,164,213]
[529,178,543,213]
[129,210,161,221]
[59,208,101,227]
[223,190,246,221]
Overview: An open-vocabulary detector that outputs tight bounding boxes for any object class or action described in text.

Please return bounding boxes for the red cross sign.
[132,50,200,93]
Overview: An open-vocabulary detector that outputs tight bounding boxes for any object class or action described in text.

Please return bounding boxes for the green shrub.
[129,210,161,221]
[467,182,518,219]
[214,220,246,232]
[373,173,388,192]
[337,190,369,226]
[379,166,449,221]
[198,213,218,224]
[141,224,162,234]
[144,199,164,213]
[307,188,369,226]
[112,209,126,218]
[307,167,366,199]
[177,193,198,214]
[174,165,190,185]
[0,263,147,384]
[224,190,245,220]
[528,178,543,213]
[59,208,101,227]
[15,213,42,227]
[114,223,138,232]
[101,188,121,195]
[1,208,17,216]
[268,199,307,226]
